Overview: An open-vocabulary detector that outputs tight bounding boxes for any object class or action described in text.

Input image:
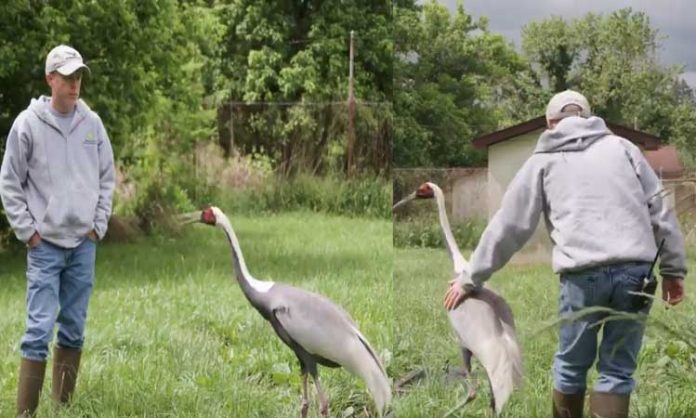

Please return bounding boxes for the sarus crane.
[393,182,523,416]
[181,207,391,417]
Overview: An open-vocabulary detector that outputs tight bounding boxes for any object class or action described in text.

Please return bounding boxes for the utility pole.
[229,102,235,156]
[346,30,356,177]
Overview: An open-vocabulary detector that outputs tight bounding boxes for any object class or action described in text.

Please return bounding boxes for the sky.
[435,0,696,86]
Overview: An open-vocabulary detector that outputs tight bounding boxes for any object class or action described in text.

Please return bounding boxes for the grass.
[0,212,392,417]
[2,210,695,417]
[392,247,696,418]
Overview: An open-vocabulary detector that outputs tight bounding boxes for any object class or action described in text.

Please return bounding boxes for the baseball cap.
[45,45,91,76]
[545,90,591,123]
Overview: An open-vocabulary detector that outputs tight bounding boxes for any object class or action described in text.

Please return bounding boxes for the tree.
[0,1,224,246]
[521,8,696,163]
[214,0,392,176]
[394,1,526,168]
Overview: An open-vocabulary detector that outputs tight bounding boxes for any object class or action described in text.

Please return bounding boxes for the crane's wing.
[448,288,522,414]
[269,305,340,368]
[269,284,367,365]
[269,284,392,415]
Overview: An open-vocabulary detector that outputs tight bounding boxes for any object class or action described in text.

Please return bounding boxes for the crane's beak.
[178,211,202,225]
[392,192,416,212]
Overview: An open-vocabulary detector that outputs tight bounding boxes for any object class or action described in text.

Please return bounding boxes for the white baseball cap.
[45,45,91,76]
[545,90,591,124]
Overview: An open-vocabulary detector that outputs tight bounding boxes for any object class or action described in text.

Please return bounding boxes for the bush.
[221,174,391,219]
[132,177,197,235]
[393,217,486,250]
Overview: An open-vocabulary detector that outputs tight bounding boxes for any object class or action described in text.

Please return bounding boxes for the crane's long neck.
[218,216,274,298]
[433,187,468,273]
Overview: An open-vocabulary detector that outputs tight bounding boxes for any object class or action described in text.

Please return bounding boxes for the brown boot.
[590,391,630,418]
[553,389,585,418]
[16,358,46,418]
[51,346,82,404]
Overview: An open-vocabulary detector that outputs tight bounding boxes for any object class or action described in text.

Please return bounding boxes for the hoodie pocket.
[41,191,98,235]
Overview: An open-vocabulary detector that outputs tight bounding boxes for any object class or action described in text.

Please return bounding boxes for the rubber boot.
[51,346,82,404]
[590,391,630,418]
[16,358,46,418]
[553,389,585,418]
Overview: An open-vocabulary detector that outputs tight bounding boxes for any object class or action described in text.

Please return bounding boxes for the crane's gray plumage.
[185,207,391,417]
[394,182,522,416]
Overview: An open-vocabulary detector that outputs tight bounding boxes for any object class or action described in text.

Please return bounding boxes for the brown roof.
[644,145,684,179]
[472,116,661,150]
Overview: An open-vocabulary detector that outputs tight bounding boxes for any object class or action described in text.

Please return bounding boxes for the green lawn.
[2,212,694,417]
[0,212,392,417]
[392,247,696,418]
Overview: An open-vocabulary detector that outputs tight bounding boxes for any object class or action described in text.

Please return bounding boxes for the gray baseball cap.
[45,45,91,76]
[545,90,591,123]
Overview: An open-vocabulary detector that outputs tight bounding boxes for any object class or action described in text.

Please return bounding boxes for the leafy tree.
[394,1,526,168]
[214,0,392,176]
[521,8,696,162]
[0,1,223,245]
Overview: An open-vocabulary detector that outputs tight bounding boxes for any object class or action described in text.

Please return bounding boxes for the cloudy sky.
[436,0,696,86]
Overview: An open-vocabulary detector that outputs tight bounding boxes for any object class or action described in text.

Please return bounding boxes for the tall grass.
[393,217,485,250]
[223,175,392,220]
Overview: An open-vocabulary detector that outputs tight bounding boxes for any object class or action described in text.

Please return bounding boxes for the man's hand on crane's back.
[444,278,476,310]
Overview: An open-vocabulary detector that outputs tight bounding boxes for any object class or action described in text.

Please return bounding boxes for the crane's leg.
[296,357,312,418]
[461,348,477,403]
[300,373,310,418]
[487,379,496,418]
[444,348,477,418]
[312,374,330,418]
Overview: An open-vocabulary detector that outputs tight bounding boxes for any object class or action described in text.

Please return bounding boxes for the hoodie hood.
[534,116,612,153]
[28,95,91,133]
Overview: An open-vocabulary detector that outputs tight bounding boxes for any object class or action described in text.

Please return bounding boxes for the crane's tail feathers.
[481,324,523,416]
[349,327,392,416]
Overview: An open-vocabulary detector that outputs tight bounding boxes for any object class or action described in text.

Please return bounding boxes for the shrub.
[221,174,391,219]
[393,217,486,250]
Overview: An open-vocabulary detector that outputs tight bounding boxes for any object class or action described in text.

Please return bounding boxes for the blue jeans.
[553,262,653,395]
[21,238,96,361]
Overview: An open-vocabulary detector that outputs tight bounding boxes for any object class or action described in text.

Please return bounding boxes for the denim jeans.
[21,238,96,361]
[553,262,653,395]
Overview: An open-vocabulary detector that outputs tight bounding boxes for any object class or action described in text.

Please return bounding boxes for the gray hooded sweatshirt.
[0,96,115,248]
[468,116,687,285]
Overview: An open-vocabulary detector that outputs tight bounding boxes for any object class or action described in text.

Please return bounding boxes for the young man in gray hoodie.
[443,90,686,418]
[0,45,115,417]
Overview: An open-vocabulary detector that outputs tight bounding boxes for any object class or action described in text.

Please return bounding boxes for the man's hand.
[444,279,477,310]
[662,276,685,306]
[27,231,41,248]
[444,284,467,310]
[87,230,99,242]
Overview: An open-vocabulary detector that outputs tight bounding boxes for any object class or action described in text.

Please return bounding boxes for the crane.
[393,182,523,416]
[181,207,391,417]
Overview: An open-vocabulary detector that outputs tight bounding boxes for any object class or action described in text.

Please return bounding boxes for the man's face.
[46,70,83,107]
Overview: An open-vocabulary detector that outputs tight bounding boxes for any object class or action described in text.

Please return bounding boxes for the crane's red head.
[392,182,437,212]
[416,183,434,199]
[201,207,217,225]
